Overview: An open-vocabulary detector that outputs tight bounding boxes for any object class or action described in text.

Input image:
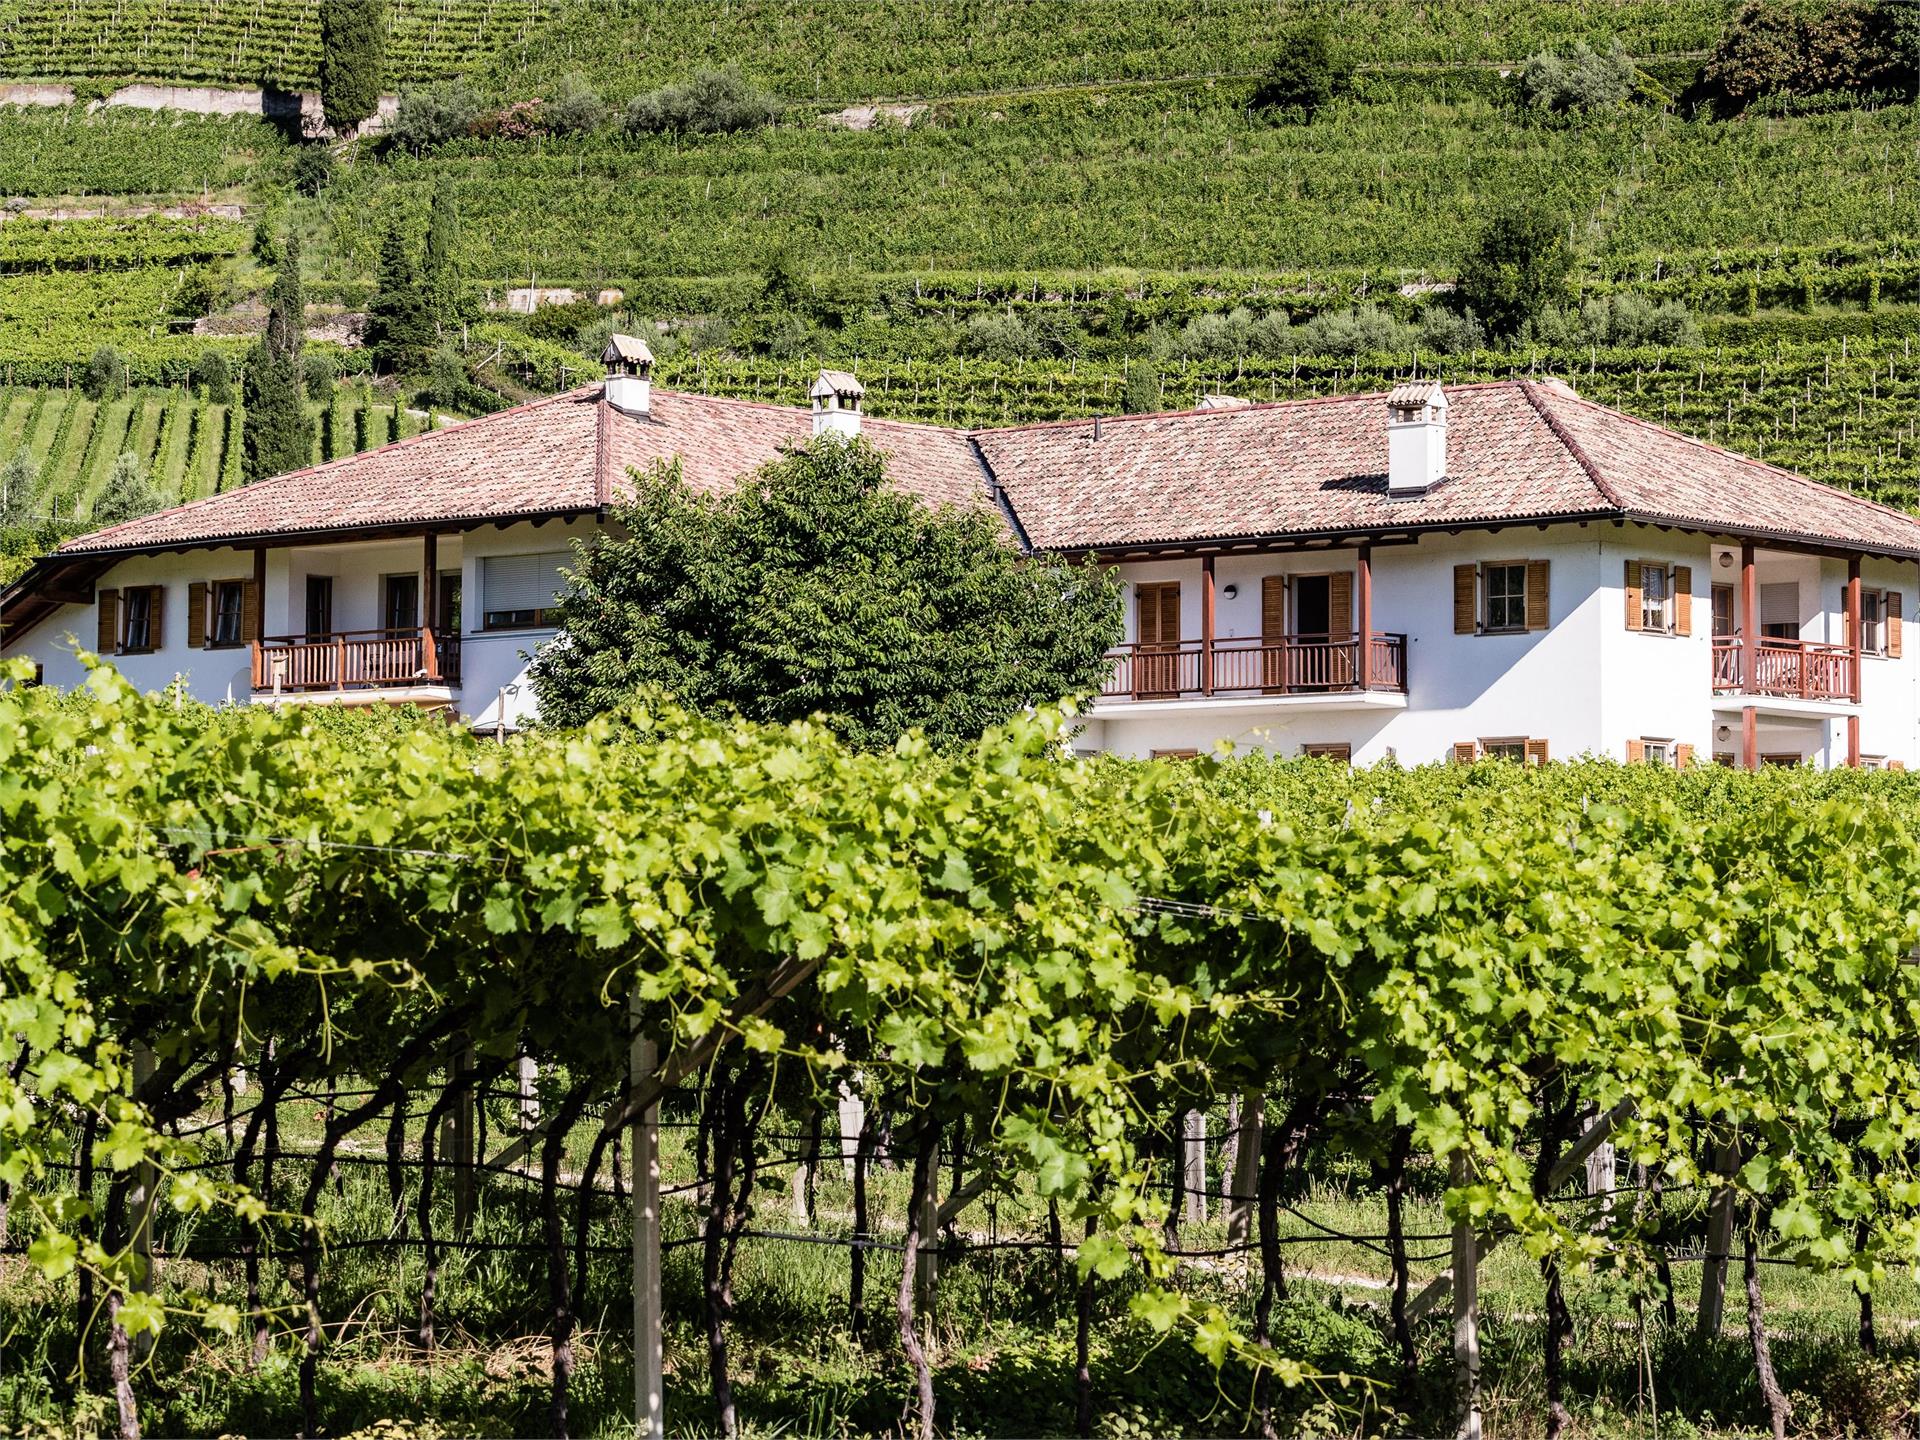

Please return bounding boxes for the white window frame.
[1860,587,1886,656]
[1482,561,1528,634]
[1640,563,1672,633]
[1640,738,1674,767]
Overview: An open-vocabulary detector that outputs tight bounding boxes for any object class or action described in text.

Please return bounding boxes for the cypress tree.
[423,182,465,330]
[242,235,315,484]
[320,0,385,137]
[367,222,433,374]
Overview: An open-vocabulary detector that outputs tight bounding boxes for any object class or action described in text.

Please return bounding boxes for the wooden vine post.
[630,996,665,1439]
[446,1039,477,1236]
[128,1041,158,1362]
[1698,1134,1740,1339]
[1227,1089,1263,1248]
[914,1137,942,1315]
[1450,1151,1482,1440]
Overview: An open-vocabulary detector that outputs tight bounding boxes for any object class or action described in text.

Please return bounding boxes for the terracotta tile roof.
[58,387,986,554]
[41,376,1920,565]
[974,378,1920,557]
[974,381,1607,550]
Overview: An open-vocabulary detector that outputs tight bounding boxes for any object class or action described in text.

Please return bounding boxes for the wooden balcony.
[1712,638,1854,702]
[252,627,462,695]
[1101,633,1408,702]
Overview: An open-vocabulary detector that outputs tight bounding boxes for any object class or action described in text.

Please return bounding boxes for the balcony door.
[304,575,333,641]
[383,573,420,635]
[1135,582,1182,698]
[1289,573,1355,689]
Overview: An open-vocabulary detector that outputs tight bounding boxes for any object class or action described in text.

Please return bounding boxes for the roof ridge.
[1518,378,1626,510]
[58,384,600,552]
[967,378,1526,438]
[1546,382,1920,531]
[641,386,972,440]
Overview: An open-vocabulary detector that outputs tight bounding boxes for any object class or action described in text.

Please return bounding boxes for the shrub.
[1123,358,1160,414]
[1520,42,1639,114]
[304,351,337,402]
[91,451,160,527]
[0,450,38,526]
[251,216,279,267]
[469,99,547,141]
[1456,202,1573,339]
[544,73,605,136]
[1697,0,1903,114]
[1249,19,1349,121]
[83,344,128,401]
[169,262,228,320]
[291,144,335,196]
[1296,302,1412,356]
[190,350,233,403]
[623,68,780,136]
[390,79,484,153]
[524,297,603,345]
[1417,305,1487,353]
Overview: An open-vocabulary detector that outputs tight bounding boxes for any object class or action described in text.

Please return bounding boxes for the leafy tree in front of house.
[242,235,314,483]
[320,0,386,137]
[1455,202,1573,340]
[1249,19,1349,122]
[91,451,162,527]
[367,222,434,373]
[531,439,1123,746]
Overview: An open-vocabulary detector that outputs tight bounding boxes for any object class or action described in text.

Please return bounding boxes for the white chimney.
[602,334,655,416]
[1385,382,1448,496]
[810,369,864,439]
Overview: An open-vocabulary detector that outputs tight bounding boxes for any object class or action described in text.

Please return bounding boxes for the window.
[1760,582,1799,642]
[383,573,420,633]
[1861,589,1885,655]
[1640,739,1672,766]
[1482,563,1527,633]
[1479,738,1529,762]
[1300,742,1352,762]
[209,580,244,648]
[120,585,161,653]
[305,575,334,640]
[1861,755,1889,771]
[1711,584,1734,639]
[1624,561,1692,636]
[1472,737,1548,765]
[1640,564,1670,632]
[1149,748,1199,761]
[1454,560,1549,635]
[482,552,569,631]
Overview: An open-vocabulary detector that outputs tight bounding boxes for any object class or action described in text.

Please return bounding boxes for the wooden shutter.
[1524,738,1549,766]
[1623,560,1642,630]
[1673,566,1692,636]
[1451,741,1477,764]
[97,588,119,654]
[1453,564,1476,634]
[1625,739,1645,763]
[1525,560,1549,631]
[187,581,207,650]
[1889,591,1903,658]
[147,585,165,649]
[241,579,262,644]
[1676,743,1695,770]
[1261,576,1285,639]
[1891,759,1908,771]
[1136,583,1180,646]
[1328,571,1353,642]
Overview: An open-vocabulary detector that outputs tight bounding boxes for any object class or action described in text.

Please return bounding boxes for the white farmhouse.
[6,349,1919,769]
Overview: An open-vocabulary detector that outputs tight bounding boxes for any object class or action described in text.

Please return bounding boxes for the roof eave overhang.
[1039,509,1920,565]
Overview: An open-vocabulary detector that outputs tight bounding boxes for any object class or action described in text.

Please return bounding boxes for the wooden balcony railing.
[252,627,462,695]
[1711,638,1854,702]
[1100,634,1408,701]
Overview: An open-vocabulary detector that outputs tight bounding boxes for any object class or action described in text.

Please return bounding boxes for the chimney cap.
[810,368,865,401]
[1386,381,1447,413]
[602,334,655,367]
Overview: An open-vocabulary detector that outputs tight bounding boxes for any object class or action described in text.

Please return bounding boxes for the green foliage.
[622,68,780,136]
[189,349,233,403]
[0,449,37,526]
[389,77,485,153]
[1519,41,1640,113]
[543,72,605,136]
[303,350,337,402]
[82,344,127,401]
[1695,0,1906,114]
[422,181,467,328]
[240,344,308,483]
[367,222,432,374]
[1123,359,1160,414]
[320,0,386,136]
[291,143,336,197]
[1248,19,1348,121]
[168,262,229,321]
[89,449,159,526]
[530,441,1124,744]
[1456,202,1573,338]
